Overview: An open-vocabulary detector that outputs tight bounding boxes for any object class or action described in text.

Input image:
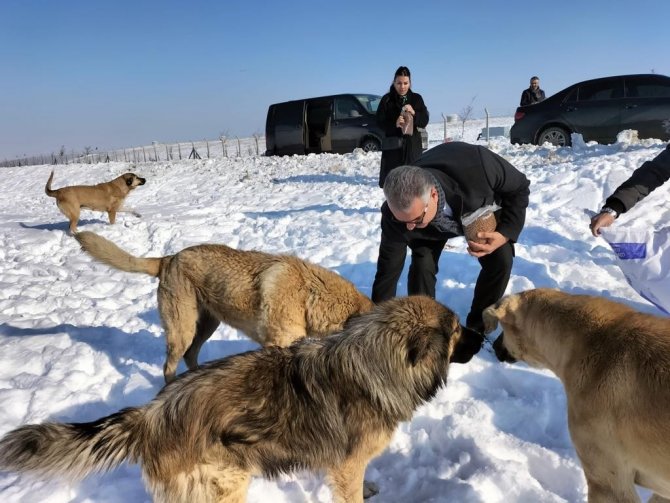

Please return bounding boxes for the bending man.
[371,142,530,338]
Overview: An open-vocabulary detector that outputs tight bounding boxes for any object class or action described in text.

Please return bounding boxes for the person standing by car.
[589,143,670,236]
[371,141,530,338]
[520,76,546,106]
[377,66,429,188]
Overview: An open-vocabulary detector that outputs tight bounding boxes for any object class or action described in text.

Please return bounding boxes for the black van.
[265,93,385,156]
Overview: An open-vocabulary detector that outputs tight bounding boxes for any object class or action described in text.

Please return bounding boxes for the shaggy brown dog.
[483,288,670,503]
[74,231,375,383]
[45,170,146,233]
[0,296,477,503]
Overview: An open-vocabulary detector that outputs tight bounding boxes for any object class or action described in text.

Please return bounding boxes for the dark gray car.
[510,74,670,147]
[265,93,428,156]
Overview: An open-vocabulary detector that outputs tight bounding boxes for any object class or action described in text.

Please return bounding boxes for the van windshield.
[354,94,382,114]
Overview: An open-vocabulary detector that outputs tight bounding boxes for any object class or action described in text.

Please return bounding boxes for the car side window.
[577,80,624,101]
[334,96,364,120]
[625,77,670,98]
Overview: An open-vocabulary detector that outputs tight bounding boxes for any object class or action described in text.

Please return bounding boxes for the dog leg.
[649,495,670,503]
[158,280,199,383]
[108,209,117,224]
[183,310,220,371]
[149,463,250,503]
[327,430,392,503]
[327,461,367,503]
[262,312,307,347]
[586,481,639,503]
[210,466,250,503]
[57,201,80,233]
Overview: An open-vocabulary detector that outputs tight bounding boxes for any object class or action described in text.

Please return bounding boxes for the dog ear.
[406,328,433,366]
[482,305,501,334]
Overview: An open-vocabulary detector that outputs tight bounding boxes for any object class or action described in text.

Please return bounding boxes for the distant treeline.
[0,135,266,168]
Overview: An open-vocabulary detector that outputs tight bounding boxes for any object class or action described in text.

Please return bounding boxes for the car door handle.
[625,104,638,109]
[566,106,578,112]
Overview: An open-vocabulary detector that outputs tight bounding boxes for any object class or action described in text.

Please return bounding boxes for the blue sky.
[1,0,668,159]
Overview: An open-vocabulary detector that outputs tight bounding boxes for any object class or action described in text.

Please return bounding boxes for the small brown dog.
[484,288,670,503]
[75,231,375,383]
[45,170,146,233]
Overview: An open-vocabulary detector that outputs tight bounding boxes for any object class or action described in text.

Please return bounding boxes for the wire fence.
[0,135,267,168]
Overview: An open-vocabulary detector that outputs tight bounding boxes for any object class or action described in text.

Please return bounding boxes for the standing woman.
[377,66,429,188]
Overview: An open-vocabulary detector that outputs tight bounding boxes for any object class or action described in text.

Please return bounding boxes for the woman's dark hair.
[395,66,411,79]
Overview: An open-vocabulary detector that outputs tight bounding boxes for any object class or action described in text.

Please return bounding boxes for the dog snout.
[493,333,516,363]
[450,325,484,364]
[137,177,146,185]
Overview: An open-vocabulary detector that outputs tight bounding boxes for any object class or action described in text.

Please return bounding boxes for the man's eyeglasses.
[392,204,428,225]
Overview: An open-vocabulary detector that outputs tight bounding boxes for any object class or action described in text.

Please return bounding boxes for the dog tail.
[0,407,144,481]
[45,170,58,197]
[75,231,163,277]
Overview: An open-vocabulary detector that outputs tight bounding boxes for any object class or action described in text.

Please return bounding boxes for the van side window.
[334,96,364,120]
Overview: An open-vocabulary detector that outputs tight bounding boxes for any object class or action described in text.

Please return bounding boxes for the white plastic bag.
[600,226,670,313]
[400,110,414,136]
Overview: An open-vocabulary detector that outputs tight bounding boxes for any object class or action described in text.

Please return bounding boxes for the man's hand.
[467,231,509,257]
[590,211,616,237]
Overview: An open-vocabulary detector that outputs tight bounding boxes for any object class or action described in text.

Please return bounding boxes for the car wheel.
[361,137,380,152]
[537,126,571,147]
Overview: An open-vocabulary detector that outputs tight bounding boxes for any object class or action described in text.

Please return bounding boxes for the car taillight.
[514,111,525,121]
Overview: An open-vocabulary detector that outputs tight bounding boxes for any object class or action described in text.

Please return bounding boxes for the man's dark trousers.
[371,238,514,332]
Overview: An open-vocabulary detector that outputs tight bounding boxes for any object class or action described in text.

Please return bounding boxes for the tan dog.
[74,231,375,383]
[483,288,670,503]
[0,296,477,503]
[45,170,146,233]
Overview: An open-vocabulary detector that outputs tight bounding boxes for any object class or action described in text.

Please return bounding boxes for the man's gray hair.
[383,165,433,210]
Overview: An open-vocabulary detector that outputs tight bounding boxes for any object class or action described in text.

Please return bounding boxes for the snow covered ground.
[0,119,668,502]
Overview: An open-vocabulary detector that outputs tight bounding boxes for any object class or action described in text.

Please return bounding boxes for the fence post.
[220,137,227,158]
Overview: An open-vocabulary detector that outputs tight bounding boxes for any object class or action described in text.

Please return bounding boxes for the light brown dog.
[483,288,670,503]
[74,231,375,383]
[45,170,146,233]
[0,296,477,503]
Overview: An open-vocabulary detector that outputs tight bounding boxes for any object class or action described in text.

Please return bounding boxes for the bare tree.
[459,95,477,139]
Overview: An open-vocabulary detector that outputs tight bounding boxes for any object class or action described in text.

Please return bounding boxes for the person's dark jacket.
[520,87,545,106]
[380,142,530,243]
[604,144,670,215]
[377,88,429,187]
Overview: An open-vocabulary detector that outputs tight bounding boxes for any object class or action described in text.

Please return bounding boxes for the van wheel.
[537,126,571,147]
[361,138,381,152]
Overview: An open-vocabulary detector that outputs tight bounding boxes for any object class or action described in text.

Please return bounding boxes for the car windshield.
[354,94,381,113]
